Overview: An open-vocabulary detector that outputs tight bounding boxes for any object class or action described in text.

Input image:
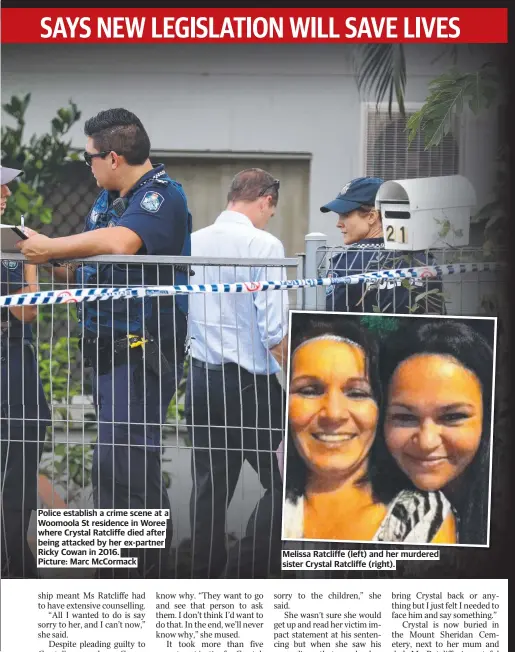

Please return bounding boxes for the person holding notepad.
[0,165,51,578]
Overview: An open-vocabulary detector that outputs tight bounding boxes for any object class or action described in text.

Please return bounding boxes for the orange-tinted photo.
[282,311,496,547]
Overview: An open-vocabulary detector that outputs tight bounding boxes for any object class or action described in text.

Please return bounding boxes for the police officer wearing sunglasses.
[1,165,51,578]
[17,109,192,578]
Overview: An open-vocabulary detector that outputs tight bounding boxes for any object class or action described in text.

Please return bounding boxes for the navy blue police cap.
[320,177,384,214]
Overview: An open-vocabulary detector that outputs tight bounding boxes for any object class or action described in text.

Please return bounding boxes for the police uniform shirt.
[0,260,31,339]
[100,166,189,257]
[78,164,191,340]
[325,237,445,314]
[189,210,288,375]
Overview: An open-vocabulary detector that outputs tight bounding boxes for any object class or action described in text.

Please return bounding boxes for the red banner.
[0,8,508,44]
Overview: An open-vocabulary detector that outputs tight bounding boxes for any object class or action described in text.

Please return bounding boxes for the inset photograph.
[282,311,496,547]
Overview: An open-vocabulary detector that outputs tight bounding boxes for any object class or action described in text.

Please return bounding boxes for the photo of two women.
[282,311,496,547]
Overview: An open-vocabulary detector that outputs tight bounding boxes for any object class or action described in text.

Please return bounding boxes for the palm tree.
[355,44,408,118]
[355,44,502,147]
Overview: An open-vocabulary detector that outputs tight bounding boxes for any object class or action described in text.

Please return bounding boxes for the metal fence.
[0,235,504,580]
[302,234,501,317]
[1,252,302,579]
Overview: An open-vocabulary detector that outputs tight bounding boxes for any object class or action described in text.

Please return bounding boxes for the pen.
[21,214,25,232]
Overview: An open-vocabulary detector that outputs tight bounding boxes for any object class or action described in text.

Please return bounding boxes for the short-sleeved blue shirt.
[77,164,192,341]
[0,260,31,339]
[107,166,189,257]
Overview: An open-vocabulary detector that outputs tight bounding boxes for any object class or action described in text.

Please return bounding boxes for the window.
[365,105,460,180]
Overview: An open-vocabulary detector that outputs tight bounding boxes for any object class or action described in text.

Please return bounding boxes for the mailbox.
[375,175,476,250]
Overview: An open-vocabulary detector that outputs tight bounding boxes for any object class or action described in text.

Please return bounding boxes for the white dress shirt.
[188,210,289,375]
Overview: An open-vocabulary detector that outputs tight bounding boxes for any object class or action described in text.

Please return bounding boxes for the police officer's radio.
[112,197,129,217]
[375,175,476,251]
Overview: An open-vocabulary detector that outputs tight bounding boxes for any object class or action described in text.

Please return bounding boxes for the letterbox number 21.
[386,225,407,244]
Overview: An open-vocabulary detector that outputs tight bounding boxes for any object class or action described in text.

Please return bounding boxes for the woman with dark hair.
[282,313,456,543]
[375,318,495,545]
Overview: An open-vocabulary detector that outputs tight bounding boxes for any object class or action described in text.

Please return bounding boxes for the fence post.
[295,254,306,310]
[304,232,327,311]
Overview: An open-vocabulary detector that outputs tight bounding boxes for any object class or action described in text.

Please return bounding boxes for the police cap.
[320,177,384,215]
[1,166,22,185]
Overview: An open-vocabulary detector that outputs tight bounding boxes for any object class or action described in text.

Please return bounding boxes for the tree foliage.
[1,93,82,225]
[404,62,505,257]
[354,44,407,118]
[406,63,500,148]
[354,43,477,119]
[356,46,506,256]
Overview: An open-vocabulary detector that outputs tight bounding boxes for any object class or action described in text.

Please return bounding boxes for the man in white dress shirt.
[185,168,288,578]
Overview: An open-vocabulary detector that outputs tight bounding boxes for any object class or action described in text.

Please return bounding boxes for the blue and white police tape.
[0,261,504,308]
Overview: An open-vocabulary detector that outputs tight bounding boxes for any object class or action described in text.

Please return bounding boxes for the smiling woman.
[289,336,378,483]
[374,317,496,546]
[385,354,483,492]
[282,312,457,544]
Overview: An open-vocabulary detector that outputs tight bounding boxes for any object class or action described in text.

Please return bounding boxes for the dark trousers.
[1,340,49,579]
[91,355,182,578]
[223,487,284,578]
[1,508,38,578]
[1,428,46,578]
[185,361,284,578]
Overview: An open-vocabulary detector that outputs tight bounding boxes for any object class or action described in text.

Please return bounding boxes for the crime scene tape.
[0,261,504,308]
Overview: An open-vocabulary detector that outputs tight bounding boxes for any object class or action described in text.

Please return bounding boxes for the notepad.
[0,224,28,253]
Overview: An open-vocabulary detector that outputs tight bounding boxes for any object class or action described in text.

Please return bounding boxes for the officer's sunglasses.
[258,179,280,197]
[83,150,112,167]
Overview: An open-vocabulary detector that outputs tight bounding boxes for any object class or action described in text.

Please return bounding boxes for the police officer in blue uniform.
[1,165,51,578]
[321,177,445,314]
[17,109,192,578]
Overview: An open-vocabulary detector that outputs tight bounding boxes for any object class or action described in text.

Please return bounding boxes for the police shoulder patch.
[140,191,165,213]
[2,260,18,270]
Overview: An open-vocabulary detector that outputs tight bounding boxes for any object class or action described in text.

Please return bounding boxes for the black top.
[0,260,31,339]
[325,238,446,314]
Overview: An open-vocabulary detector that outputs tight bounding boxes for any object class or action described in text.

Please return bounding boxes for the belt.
[191,358,228,372]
